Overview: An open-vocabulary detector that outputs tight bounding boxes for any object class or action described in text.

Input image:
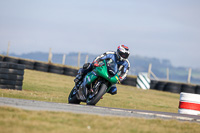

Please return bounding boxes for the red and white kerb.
[178,92,200,115]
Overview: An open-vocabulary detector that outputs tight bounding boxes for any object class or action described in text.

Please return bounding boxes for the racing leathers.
[74,51,130,95]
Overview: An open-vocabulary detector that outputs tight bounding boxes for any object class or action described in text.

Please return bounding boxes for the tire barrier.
[136,72,150,90]
[0,62,25,90]
[3,56,19,63]
[19,59,35,69]
[63,67,78,76]
[34,62,49,72]
[150,80,158,90]
[121,76,137,86]
[178,92,200,115]
[0,55,3,61]
[196,85,200,94]
[155,81,167,91]
[0,74,23,81]
[0,55,80,77]
[181,84,196,94]
[1,55,200,93]
[150,80,200,94]
[163,82,181,94]
[49,65,64,74]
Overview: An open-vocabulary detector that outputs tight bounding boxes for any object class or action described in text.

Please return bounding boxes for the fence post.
[166,68,169,81]
[187,68,192,83]
[7,41,10,56]
[78,52,81,68]
[62,54,66,65]
[150,71,159,80]
[148,63,159,80]
[48,48,52,63]
[148,64,152,79]
[85,55,88,63]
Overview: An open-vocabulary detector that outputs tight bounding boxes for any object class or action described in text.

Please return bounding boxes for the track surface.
[0,97,200,123]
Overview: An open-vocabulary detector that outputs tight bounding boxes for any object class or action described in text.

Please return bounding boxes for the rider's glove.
[119,76,123,82]
[93,61,99,67]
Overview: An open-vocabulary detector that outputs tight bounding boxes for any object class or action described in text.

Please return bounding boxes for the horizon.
[1,50,200,70]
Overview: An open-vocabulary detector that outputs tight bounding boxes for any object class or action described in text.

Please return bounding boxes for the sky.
[0,0,200,68]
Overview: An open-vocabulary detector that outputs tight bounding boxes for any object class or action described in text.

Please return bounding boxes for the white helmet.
[116,45,130,61]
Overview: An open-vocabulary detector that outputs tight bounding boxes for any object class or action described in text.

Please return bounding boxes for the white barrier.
[136,72,150,90]
[178,92,200,115]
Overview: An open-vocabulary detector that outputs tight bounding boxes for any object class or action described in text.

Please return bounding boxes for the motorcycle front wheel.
[68,86,80,104]
[86,83,107,105]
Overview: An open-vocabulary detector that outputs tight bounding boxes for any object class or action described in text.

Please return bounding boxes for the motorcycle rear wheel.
[86,83,107,105]
[68,86,80,104]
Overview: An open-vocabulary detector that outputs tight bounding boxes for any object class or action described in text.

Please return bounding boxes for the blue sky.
[0,0,200,68]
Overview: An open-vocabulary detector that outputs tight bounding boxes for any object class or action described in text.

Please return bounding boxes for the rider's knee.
[83,63,91,69]
[82,63,93,74]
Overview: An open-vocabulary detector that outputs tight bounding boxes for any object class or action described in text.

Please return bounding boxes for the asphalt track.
[0,97,200,123]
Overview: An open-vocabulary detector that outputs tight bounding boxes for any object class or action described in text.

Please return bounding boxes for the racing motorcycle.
[68,59,120,105]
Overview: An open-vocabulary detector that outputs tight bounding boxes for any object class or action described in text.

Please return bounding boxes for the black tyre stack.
[0,55,3,61]
[163,82,182,93]
[150,80,159,90]
[3,56,19,64]
[195,85,200,94]
[1,55,200,94]
[49,64,64,74]
[63,67,78,76]
[154,81,167,91]
[34,62,49,72]
[0,62,25,90]
[19,59,35,70]
[121,77,137,86]
[181,84,196,94]
[150,79,200,94]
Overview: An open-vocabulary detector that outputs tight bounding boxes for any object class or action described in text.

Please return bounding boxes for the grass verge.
[0,69,180,113]
[1,69,199,133]
[0,106,200,133]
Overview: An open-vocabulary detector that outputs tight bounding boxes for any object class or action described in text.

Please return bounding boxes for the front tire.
[68,87,80,104]
[86,84,107,105]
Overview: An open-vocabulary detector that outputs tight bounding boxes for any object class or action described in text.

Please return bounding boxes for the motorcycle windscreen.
[107,59,118,76]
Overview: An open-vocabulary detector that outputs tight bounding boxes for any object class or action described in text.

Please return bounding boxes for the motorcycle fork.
[90,78,102,94]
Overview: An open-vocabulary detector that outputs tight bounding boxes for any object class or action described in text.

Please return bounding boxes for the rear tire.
[68,87,80,104]
[86,84,107,106]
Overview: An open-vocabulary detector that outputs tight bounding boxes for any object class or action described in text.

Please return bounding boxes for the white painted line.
[176,116,195,121]
[134,111,155,116]
[155,114,173,118]
[111,109,126,112]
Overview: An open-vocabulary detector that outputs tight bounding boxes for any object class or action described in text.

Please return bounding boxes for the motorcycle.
[68,59,120,105]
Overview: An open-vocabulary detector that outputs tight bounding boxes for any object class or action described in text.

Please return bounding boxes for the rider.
[74,45,130,95]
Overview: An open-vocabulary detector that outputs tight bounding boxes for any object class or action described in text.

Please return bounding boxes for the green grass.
[1,69,199,133]
[0,69,180,113]
[0,106,200,133]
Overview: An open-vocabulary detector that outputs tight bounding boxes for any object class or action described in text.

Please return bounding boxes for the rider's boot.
[107,85,117,95]
[101,86,117,99]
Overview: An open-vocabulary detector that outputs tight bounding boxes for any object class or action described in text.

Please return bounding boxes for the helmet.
[116,45,130,61]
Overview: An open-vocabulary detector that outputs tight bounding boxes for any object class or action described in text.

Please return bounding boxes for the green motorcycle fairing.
[84,60,119,91]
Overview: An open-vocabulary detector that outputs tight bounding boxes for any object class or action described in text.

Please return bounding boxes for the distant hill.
[4,52,200,85]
